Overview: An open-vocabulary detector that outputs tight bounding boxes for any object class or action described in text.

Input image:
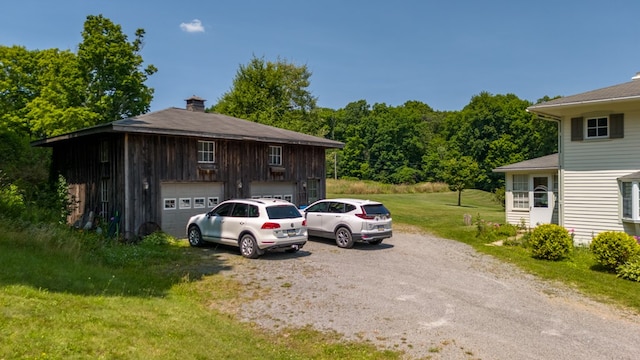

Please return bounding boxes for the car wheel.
[187,225,204,247]
[239,234,260,259]
[335,227,354,249]
[370,239,383,245]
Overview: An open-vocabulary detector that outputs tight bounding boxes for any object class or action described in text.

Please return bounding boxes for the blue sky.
[2,0,640,112]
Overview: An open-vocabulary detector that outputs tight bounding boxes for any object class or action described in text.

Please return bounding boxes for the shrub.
[529,224,573,261]
[590,231,640,272]
[617,258,640,282]
[141,231,176,246]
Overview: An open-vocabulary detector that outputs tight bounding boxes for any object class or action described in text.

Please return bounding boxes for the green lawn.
[1,184,639,359]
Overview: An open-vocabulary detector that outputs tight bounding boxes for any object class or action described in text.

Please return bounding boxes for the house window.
[198,141,215,163]
[586,116,608,139]
[622,182,633,219]
[512,174,529,209]
[269,146,282,165]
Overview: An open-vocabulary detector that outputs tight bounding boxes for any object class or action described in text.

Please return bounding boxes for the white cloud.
[180,19,205,33]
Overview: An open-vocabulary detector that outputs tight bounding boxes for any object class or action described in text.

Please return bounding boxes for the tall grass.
[327,179,450,195]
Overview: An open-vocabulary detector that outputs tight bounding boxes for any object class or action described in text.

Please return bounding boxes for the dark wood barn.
[32,97,344,238]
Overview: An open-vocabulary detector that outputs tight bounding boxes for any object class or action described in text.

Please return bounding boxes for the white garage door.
[250,182,296,203]
[161,182,224,238]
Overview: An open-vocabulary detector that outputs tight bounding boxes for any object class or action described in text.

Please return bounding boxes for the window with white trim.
[512,174,529,209]
[198,141,215,163]
[586,116,608,139]
[622,182,633,219]
[619,179,640,221]
[269,146,282,165]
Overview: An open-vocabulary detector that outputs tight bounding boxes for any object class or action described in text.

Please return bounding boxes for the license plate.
[377,225,384,231]
[287,229,297,236]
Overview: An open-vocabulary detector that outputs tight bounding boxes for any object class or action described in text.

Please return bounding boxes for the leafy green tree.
[77,14,157,124]
[440,156,484,206]
[212,55,322,135]
[441,92,556,191]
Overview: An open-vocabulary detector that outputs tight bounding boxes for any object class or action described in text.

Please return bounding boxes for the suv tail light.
[302,219,307,226]
[261,222,281,229]
[355,213,375,220]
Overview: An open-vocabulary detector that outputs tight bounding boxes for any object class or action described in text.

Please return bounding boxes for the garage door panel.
[161,182,223,238]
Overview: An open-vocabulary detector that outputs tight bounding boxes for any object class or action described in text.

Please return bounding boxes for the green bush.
[0,181,25,219]
[617,258,640,282]
[529,224,573,261]
[590,231,640,272]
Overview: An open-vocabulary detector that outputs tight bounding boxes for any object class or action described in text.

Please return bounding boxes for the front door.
[530,175,554,226]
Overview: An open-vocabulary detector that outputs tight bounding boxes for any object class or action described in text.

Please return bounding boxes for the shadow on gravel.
[307,236,394,251]
[201,241,312,260]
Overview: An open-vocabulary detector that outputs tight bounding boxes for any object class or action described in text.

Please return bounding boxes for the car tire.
[187,225,204,247]
[370,239,383,245]
[335,227,354,249]
[239,234,260,259]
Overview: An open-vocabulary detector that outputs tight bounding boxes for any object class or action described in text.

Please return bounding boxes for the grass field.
[1,180,639,359]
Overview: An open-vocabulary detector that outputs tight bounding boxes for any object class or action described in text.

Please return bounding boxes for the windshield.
[266,205,303,219]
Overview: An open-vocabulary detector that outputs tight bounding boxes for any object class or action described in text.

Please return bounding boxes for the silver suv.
[303,198,392,248]
[186,198,307,258]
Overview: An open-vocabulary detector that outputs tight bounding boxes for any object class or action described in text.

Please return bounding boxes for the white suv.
[186,198,307,258]
[303,198,392,248]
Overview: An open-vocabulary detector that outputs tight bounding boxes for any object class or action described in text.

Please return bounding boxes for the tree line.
[213,56,559,193]
[1,15,558,218]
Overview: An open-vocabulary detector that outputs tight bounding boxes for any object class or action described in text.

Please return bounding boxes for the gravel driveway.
[214,229,640,359]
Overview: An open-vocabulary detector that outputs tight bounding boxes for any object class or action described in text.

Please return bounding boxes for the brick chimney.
[185,95,206,112]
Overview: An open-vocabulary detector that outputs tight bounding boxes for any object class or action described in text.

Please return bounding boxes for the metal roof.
[32,107,344,149]
[492,153,558,173]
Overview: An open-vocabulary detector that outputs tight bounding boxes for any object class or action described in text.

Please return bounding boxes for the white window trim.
[164,198,176,210]
[198,140,216,163]
[621,180,640,222]
[512,174,529,210]
[269,145,282,165]
[585,116,609,139]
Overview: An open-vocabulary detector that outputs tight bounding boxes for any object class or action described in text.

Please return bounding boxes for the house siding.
[561,109,640,244]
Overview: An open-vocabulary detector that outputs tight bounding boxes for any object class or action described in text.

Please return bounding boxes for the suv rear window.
[266,205,303,219]
[362,204,390,215]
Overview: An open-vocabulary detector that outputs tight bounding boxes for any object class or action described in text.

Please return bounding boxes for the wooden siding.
[561,109,640,244]
[52,132,329,237]
[52,134,125,231]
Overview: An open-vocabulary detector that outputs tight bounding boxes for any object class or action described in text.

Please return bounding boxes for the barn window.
[269,146,282,165]
[100,140,109,163]
[100,179,109,217]
[198,141,215,163]
[512,174,529,209]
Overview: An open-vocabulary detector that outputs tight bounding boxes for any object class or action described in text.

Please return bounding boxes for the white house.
[520,73,640,245]
[493,154,558,229]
